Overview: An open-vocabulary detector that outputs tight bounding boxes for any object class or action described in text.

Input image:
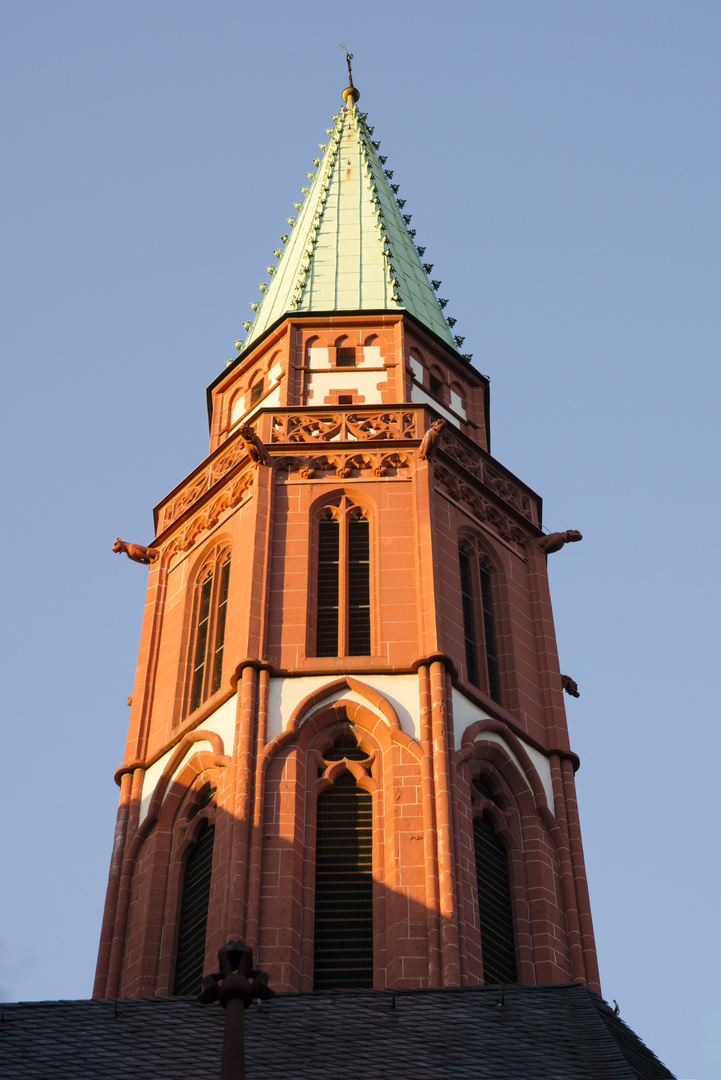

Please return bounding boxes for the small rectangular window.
[336,348,356,367]
[429,374,443,397]
[338,395,353,405]
[250,378,264,402]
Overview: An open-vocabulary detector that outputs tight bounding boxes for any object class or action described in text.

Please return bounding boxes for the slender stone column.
[561,758,600,992]
[418,663,441,987]
[228,664,258,935]
[93,770,133,996]
[430,659,460,986]
[549,753,587,984]
[244,666,270,953]
[105,766,145,997]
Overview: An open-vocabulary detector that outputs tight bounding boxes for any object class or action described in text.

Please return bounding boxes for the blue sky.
[2,3,719,1077]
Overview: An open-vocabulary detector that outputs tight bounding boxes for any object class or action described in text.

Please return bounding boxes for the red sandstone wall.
[95,313,598,1001]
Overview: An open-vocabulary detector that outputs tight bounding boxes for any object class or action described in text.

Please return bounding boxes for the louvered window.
[173,824,215,996]
[314,771,373,990]
[348,518,370,655]
[336,348,356,367]
[479,565,499,702]
[190,574,213,710]
[459,547,477,686]
[458,544,501,703]
[473,814,517,984]
[314,504,371,658]
[316,519,340,657]
[250,377,264,402]
[324,726,368,761]
[189,552,231,714]
[210,556,230,695]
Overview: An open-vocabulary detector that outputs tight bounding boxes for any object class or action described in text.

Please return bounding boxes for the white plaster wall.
[523,742,556,811]
[358,345,382,367]
[307,345,382,370]
[231,361,284,426]
[307,345,331,369]
[409,357,424,382]
[243,383,282,428]
[451,687,554,812]
[449,389,467,419]
[306,369,386,405]
[410,382,460,427]
[138,694,237,824]
[267,673,420,744]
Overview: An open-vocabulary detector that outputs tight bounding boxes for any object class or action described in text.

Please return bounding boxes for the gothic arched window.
[458,540,500,702]
[472,779,517,984]
[173,821,215,996]
[313,764,373,990]
[188,549,231,713]
[315,499,371,658]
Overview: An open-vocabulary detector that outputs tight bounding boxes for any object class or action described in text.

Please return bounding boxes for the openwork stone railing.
[154,405,539,538]
[269,409,418,444]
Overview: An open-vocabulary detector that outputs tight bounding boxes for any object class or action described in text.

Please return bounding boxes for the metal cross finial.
[199,940,274,1080]
[339,43,355,88]
[339,44,360,104]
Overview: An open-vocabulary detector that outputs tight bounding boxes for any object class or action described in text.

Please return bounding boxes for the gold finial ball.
[342,85,360,104]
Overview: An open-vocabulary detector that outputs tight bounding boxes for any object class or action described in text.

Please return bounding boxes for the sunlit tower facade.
[94,80,599,1000]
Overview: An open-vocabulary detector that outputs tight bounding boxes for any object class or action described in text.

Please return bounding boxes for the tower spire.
[238,90,458,354]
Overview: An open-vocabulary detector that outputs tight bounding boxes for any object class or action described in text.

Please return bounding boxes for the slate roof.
[0,984,676,1080]
[239,99,459,355]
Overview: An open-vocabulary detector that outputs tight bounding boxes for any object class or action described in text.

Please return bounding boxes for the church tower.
[94,78,599,1000]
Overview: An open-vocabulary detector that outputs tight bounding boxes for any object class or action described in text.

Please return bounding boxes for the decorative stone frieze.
[439,429,535,523]
[433,463,528,548]
[162,471,254,556]
[275,450,413,479]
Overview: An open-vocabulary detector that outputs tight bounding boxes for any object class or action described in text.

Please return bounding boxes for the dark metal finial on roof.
[339,43,360,103]
[198,940,274,1080]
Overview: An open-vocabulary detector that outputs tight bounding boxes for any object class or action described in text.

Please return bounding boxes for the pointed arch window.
[173,821,215,996]
[472,778,517,984]
[458,540,500,702]
[314,758,373,990]
[189,549,231,714]
[315,499,371,658]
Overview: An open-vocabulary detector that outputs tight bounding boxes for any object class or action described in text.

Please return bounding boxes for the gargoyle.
[538,529,583,555]
[112,538,160,565]
[561,674,580,698]
[418,418,445,460]
[239,423,271,467]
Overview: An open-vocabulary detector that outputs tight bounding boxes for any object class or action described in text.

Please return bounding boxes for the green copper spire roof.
[239,99,459,353]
